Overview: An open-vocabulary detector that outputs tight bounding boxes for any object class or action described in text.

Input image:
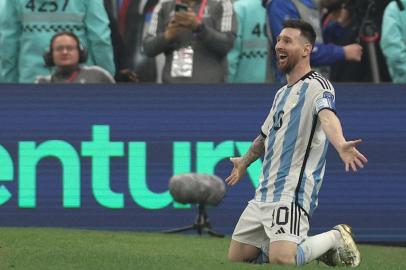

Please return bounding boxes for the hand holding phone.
[175,3,188,12]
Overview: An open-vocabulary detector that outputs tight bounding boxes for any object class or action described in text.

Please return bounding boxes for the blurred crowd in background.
[0,0,404,84]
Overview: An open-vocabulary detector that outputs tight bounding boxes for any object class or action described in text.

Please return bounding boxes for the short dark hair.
[282,19,316,48]
[44,31,88,67]
[49,31,81,51]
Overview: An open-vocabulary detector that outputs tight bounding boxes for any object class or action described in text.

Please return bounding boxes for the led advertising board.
[0,84,404,242]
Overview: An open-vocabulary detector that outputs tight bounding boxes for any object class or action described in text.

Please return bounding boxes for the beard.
[277,60,294,74]
[277,55,298,74]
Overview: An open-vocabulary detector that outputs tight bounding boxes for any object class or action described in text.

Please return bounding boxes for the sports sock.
[250,250,269,264]
[296,230,341,266]
[250,240,270,264]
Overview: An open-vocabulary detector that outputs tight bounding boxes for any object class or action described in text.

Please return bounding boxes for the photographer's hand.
[164,19,186,41]
[174,8,200,31]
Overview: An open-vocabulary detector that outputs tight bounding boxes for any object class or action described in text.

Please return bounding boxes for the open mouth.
[277,52,288,64]
[278,52,287,59]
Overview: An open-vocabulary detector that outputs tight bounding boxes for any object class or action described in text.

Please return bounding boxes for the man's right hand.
[343,44,363,61]
[164,20,185,41]
[225,157,247,186]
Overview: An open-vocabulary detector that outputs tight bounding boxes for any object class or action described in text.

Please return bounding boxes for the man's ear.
[303,43,312,57]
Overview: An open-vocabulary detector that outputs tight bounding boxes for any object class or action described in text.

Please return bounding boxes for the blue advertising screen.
[0,83,404,242]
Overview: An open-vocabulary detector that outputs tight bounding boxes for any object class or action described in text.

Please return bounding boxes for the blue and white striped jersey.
[255,71,336,216]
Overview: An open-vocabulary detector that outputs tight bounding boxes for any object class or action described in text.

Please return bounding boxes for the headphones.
[43,31,88,67]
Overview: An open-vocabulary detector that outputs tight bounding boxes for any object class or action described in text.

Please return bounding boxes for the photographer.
[36,32,115,84]
[143,0,236,83]
[263,0,363,83]
[380,0,406,83]
[322,0,391,82]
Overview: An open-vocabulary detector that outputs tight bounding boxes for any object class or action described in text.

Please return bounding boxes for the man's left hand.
[338,139,368,172]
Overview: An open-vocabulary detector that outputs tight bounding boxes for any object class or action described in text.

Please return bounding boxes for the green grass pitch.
[0,228,405,270]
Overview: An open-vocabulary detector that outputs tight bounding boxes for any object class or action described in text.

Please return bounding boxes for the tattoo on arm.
[241,134,265,167]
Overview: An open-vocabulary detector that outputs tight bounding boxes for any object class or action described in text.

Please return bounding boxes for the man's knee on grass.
[269,252,296,265]
[269,241,297,265]
[228,248,259,262]
[228,240,259,262]
[227,249,243,262]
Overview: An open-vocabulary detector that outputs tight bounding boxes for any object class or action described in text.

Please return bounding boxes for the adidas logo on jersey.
[275,227,286,235]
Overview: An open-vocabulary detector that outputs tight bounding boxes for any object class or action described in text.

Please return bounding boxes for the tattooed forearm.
[241,134,266,167]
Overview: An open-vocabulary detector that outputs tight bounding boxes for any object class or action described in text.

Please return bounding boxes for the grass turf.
[0,228,405,270]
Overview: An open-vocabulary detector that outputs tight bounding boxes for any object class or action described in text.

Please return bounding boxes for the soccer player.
[226,19,367,267]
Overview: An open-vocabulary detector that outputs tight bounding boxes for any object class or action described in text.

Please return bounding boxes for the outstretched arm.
[225,134,265,186]
[319,109,368,172]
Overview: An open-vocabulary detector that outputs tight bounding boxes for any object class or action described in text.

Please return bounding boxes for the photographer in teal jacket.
[0,0,115,83]
[380,0,406,83]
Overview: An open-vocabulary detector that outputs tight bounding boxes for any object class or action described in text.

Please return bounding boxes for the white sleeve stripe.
[310,74,326,89]
[327,79,333,91]
[310,73,332,90]
[221,0,233,32]
[148,1,162,36]
[315,74,333,90]
[313,76,329,90]
[313,72,333,90]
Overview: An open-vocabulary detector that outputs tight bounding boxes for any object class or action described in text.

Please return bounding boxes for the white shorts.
[232,200,309,248]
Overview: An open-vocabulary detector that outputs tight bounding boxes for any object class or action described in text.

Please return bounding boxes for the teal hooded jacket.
[227,0,268,83]
[0,0,115,83]
[380,0,406,83]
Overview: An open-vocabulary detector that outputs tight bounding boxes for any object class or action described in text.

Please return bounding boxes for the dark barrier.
[0,83,404,242]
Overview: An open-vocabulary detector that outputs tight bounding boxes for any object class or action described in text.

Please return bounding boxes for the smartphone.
[175,3,188,12]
